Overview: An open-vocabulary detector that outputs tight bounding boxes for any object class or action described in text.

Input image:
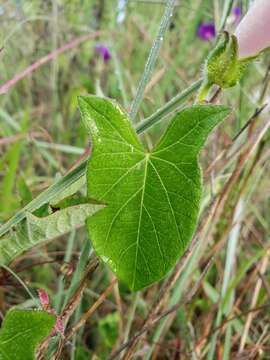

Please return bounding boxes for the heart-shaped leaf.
[79,96,230,290]
[0,309,55,360]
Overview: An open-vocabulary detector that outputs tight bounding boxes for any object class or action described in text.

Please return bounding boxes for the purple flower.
[95,44,111,62]
[232,6,241,23]
[197,22,216,41]
[233,7,241,18]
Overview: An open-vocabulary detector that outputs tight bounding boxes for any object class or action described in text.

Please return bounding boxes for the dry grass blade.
[109,257,214,360]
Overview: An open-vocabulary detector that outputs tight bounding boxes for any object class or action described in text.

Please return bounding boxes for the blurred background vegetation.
[0,0,269,359]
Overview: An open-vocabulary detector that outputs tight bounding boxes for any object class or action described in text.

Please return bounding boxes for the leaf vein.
[149,160,183,247]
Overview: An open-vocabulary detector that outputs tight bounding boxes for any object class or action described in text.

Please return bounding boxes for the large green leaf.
[0,204,103,265]
[79,96,230,290]
[0,309,55,360]
[0,80,201,238]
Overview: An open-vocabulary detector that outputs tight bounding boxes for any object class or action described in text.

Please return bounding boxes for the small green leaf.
[79,96,230,290]
[0,203,104,265]
[0,309,55,360]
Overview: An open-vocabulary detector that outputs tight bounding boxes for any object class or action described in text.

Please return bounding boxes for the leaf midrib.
[132,153,149,289]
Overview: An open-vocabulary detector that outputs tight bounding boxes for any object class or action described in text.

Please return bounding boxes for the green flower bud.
[206,32,244,88]
[197,32,252,102]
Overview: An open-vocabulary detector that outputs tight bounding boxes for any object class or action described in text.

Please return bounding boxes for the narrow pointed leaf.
[0,309,55,360]
[79,96,230,290]
[0,203,104,265]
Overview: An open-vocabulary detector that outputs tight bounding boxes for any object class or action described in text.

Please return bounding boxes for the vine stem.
[136,78,202,132]
[129,0,177,120]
